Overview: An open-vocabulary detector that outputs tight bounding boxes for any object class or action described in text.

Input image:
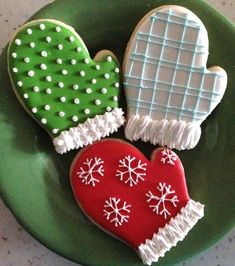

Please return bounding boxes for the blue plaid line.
[127,54,212,74]
[151,11,201,27]
[164,11,189,120]
[127,99,208,120]
[123,80,221,102]
[137,33,205,53]
[149,9,171,117]
[124,8,221,123]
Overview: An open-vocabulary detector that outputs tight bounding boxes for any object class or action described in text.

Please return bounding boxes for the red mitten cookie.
[70,139,204,265]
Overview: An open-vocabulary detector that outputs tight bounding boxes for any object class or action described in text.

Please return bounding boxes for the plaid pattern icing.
[124,6,227,124]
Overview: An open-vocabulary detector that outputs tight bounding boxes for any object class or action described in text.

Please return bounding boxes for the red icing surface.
[70,139,190,249]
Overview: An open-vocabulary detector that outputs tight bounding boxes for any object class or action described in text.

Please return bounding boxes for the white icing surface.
[125,114,201,150]
[138,199,204,265]
[53,108,125,154]
[124,5,227,150]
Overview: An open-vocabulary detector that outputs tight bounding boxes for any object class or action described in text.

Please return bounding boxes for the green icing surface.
[8,19,120,136]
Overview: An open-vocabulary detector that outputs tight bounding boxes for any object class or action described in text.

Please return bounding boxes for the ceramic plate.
[0,0,235,265]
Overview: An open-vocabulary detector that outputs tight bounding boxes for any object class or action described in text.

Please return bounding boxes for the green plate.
[0,0,235,265]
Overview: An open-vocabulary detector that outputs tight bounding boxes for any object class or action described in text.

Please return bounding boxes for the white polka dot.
[31,107,37,113]
[23,93,28,99]
[77,47,81,52]
[28,70,35,77]
[61,69,68,75]
[106,106,112,112]
[44,105,50,111]
[115,82,119,88]
[52,128,59,134]
[113,96,118,102]
[12,53,17,58]
[15,39,21,46]
[29,42,35,48]
[45,76,52,82]
[114,67,119,73]
[84,108,90,115]
[73,84,79,90]
[84,58,89,64]
[58,44,63,50]
[58,82,64,88]
[72,115,78,122]
[71,59,76,65]
[46,36,51,43]
[12,67,18,73]
[46,88,52,94]
[33,86,39,92]
[41,51,48,57]
[80,71,85,77]
[60,96,66,102]
[95,99,101,105]
[39,23,46,30]
[17,81,23,87]
[107,56,112,62]
[40,63,47,70]
[86,88,92,94]
[24,57,30,63]
[59,111,65,117]
[41,118,47,124]
[74,98,80,104]
[101,88,107,94]
[95,65,100,70]
[104,73,110,79]
[26,28,32,35]
[56,58,62,64]
[55,26,61,32]
[69,36,75,42]
[39,23,45,30]
[91,79,97,84]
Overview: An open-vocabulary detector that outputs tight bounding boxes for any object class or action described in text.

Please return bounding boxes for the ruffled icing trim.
[53,108,125,154]
[125,115,201,150]
[138,199,204,265]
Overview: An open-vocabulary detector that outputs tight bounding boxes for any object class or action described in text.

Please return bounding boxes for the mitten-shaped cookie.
[8,19,124,154]
[123,5,227,150]
[70,139,204,265]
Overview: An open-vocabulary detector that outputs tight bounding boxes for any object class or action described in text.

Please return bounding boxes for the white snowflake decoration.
[161,149,177,165]
[116,155,147,186]
[104,197,131,227]
[77,157,104,187]
[146,183,179,219]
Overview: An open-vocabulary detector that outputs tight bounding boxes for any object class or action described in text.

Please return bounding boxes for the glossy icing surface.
[71,139,203,264]
[124,5,227,124]
[8,19,121,136]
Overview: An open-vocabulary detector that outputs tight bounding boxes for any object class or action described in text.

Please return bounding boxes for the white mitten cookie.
[123,5,227,150]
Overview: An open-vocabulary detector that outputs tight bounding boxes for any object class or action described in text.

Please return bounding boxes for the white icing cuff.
[125,115,201,150]
[138,199,204,265]
[53,108,125,154]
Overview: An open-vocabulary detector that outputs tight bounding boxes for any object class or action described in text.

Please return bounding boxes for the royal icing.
[70,139,204,265]
[8,19,124,153]
[123,5,227,150]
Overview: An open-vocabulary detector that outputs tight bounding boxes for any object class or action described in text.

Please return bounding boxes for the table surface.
[0,1,235,266]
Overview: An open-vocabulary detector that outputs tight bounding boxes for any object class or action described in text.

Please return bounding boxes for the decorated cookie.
[70,139,204,265]
[8,19,124,154]
[123,5,227,150]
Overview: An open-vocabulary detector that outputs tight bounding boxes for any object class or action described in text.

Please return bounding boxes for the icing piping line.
[125,115,201,150]
[53,108,125,154]
[138,199,204,265]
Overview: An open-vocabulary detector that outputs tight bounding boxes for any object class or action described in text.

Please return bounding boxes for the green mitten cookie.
[8,19,124,154]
